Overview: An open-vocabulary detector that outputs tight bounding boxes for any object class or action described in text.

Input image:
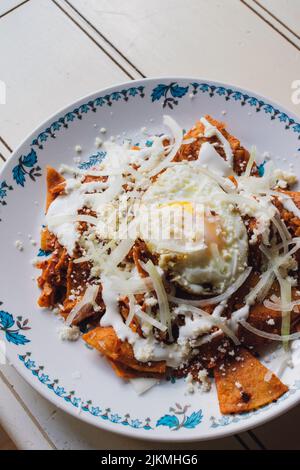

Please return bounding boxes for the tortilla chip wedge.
[214,348,288,414]
[83,326,166,375]
[46,166,65,211]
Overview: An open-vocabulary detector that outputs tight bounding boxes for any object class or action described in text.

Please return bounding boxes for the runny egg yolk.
[139,164,249,295]
[161,201,225,252]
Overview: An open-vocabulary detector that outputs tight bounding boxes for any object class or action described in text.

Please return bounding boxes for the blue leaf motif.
[183,410,203,429]
[156,414,179,429]
[5,330,30,346]
[0,311,14,329]
[170,84,188,98]
[12,164,26,187]
[151,84,169,102]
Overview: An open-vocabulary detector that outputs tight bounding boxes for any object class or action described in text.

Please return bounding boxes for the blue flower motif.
[90,407,102,416]
[217,87,227,96]
[110,414,122,423]
[248,97,259,107]
[130,419,142,429]
[39,374,50,384]
[55,386,66,397]
[25,360,36,369]
[0,181,10,200]
[72,398,82,408]
[66,112,76,122]
[111,92,122,101]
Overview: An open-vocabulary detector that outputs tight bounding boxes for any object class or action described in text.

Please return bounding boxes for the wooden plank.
[67,0,300,116]
[258,0,300,38]
[0,426,17,450]
[243,0,300,49]
[0,0,28,17]
[0,0,129,150]
[252,404,300,449]
[0,369,54,450]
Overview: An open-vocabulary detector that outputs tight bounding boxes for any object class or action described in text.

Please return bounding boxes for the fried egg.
[138,163,248,295]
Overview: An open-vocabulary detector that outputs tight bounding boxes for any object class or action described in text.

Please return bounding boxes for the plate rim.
[1,76,300,442]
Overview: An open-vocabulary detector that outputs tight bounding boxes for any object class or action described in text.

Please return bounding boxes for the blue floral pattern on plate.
[1,79,300,435]
[18,352,202,432]
[0,302,30,346]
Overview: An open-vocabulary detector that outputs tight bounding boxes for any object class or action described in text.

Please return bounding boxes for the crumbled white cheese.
[264,370,273,382]
[198,369,211,392]
[144,296,158,307]
[71,370,82,380]
[14,240,24,251]
[100,127,106,134]
[74,145,82,154]
[58,325,80,341]
[274,169,297,189]
[266,318,275,326]
[95,137,103,148]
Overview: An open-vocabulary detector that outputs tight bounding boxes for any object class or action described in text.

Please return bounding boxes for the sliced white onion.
[239,319,300,342]
[135,306,167,332]
[148,115,183,177]
[113,276,153,295]
[244,146,256,177]
[142,260,173,340]
[190,164,236,193]
[125,294,136,327]
[200,117,233,166]
[245,268,275,305]
[65,284,99,326]
[175,304,240,345]
[169,267,252,307]
[263,299,300,312]
[130,378,159,395]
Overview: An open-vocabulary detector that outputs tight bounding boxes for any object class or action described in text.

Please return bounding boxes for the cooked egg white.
[138,163,249,295]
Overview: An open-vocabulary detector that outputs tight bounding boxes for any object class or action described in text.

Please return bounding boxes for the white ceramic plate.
[1,78,300,442]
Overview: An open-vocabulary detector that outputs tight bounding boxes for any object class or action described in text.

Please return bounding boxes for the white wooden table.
[0,0,299,450]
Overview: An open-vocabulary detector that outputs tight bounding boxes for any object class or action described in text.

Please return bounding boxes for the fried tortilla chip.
[46,166,65,211]
[83,326,166,375]
[175,115,251,174]
[214,348,288,414]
